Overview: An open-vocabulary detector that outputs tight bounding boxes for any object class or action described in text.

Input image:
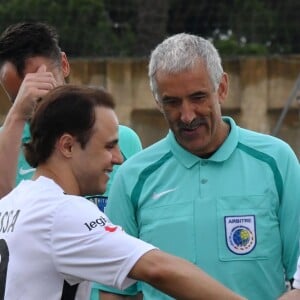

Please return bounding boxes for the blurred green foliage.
[0,0,298,57]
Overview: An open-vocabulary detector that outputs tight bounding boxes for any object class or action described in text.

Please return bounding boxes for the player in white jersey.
[0,85,245,300]
[0,176,155,299]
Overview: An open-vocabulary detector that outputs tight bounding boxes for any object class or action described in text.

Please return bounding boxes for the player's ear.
[217,72,229,105]
[61,52,70,78]
[57,133,75,158]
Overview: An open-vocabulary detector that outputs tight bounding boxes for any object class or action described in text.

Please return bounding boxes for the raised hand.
[13,64,58,121]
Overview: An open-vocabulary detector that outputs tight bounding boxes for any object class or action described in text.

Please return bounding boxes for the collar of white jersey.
[33,176,65,193]
[167,116,239,168]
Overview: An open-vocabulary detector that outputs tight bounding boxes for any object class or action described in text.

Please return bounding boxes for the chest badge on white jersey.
[225,215,256,255]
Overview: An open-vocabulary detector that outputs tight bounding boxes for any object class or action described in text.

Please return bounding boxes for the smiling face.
[0,54,69,101]
[155,59,229,157]
[71,106,123,196]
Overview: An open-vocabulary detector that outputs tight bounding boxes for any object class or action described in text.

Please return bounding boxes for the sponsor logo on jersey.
[152,188,177,200]
[104,225,118,232]
[84,215,120,233]
[0,209,20,233]
[19,167,36,176]
[84,215,108,231]
[225,215,256,255]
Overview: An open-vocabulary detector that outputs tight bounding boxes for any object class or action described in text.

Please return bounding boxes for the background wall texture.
[1,56,300,157]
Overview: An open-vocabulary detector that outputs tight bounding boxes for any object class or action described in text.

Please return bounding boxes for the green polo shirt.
[96,117,300,300]
[15,122,34,184]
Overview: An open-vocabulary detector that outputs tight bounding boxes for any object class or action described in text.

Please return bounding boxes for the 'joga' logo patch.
[225,215,256,255]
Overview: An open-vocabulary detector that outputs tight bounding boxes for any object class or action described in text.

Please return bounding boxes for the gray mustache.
[178,118,207,130]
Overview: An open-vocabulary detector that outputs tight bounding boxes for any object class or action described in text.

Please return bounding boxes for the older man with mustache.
[95,33,300,300]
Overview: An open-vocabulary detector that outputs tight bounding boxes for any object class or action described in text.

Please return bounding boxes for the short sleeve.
[50,196,155,290]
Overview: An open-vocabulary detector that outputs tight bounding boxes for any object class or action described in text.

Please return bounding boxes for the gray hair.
[148,33,223,101]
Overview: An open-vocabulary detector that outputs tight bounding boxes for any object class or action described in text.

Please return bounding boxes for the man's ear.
[61,52,70,78]
[56,133,75,158]
[217,72,229,105]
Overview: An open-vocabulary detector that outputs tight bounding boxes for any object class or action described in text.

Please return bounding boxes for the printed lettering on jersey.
[84,215,108,231]
[224,215,256,255]
[84,215,119,233]
[0,210,20,233]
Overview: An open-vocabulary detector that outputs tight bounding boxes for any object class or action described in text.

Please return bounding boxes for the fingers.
[37,64,47,73]
[12,66,59,121]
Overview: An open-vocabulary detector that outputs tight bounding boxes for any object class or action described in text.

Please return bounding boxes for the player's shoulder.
[54,193,99,217]
[118,125,142,159]
[238,126,297,160]
[118,125,140,142]
[239,126,290,146]
[118,136,170,172]
[52,194,108,234]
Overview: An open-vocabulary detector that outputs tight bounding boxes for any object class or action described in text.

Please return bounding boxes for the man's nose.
[112,147,124,166]
[180,100,196,124]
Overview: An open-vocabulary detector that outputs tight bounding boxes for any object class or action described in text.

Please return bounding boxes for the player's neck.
[34,163,80,196]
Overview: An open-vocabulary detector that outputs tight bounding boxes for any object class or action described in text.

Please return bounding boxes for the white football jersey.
[0,176,155,300]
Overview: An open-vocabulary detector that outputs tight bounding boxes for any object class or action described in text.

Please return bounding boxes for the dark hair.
[24,85,115,167]
[0,22,61,77]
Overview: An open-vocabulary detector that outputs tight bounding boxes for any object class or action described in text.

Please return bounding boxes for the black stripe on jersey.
[0,239,9,300]
[61,281,79,300]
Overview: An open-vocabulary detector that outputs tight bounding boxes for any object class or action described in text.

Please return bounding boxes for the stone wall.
[1,56,300,155]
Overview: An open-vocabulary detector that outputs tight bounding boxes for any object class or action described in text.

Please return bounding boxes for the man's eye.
[191,94,206,101]
[163,99,179,105]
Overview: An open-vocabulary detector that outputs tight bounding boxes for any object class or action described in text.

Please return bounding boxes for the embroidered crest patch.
[224,215,256,255]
